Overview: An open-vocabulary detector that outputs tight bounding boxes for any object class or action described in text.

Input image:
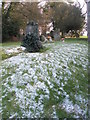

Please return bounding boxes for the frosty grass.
[1,42,88,118]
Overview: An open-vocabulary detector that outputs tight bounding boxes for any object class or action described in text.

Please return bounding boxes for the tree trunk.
[62,32,65,38]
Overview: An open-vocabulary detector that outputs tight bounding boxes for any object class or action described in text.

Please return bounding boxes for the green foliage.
[2,3,20,42]
[2,19,20,41]
[2,2,42,42]
[51,3,85,36]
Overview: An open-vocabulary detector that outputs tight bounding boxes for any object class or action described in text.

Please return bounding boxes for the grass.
[39,46,51,53]
[2,87,22,118]
[0,37,88,47]
[65,38,88,43]
[43,58,88,117]
[80,36,88,38]
[0,41,51,61]
[0,41,23,60]
[0,50,22,60]
[0,41,21,60]
[1,41,21,47]
[1,38,88,118]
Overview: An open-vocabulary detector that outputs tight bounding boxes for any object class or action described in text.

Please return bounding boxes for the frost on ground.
[2,46,26,55]
[1,42,88,119]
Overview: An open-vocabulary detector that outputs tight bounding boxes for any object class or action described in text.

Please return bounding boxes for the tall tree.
[49,2,85,37]
[2,2,42,42]
[2,2,21,41]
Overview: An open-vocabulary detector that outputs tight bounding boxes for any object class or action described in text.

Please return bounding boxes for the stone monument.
[50,29,60,41]
[22,21,43,52]
[53,29,61,41]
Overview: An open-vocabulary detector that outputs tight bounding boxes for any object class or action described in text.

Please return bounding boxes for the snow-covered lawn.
[2,46,26,55]
[1,41,88,119]
[1,46,26,60]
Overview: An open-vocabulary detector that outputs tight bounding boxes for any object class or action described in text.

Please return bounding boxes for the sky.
[74,0,87,35]
[74,0,87,13]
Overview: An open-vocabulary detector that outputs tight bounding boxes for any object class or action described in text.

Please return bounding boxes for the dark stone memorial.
[22,21,43,52]
[50,29,60,41]
[53,29,61,41]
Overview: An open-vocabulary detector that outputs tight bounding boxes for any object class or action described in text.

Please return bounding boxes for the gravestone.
[22,21,43,52]
[26,21,39,37]
[53,29,60,41]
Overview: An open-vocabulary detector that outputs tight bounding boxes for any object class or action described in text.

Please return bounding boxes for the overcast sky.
[74,0,87,13]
